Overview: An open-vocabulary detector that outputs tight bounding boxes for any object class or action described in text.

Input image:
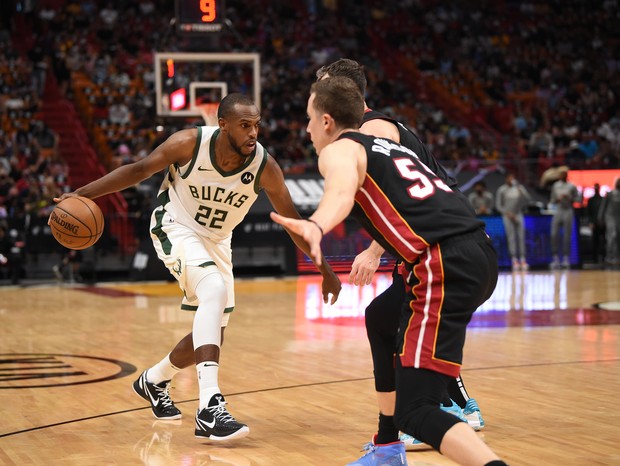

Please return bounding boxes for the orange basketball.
[49,196,105,250]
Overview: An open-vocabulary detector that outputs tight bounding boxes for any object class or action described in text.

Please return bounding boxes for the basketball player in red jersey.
[316,59,485,450]
[272,77,506,466]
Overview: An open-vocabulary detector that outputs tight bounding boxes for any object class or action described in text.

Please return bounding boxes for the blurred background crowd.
[0,0,619,283]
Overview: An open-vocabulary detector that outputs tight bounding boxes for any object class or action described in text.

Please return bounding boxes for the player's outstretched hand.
[270,212,323,266]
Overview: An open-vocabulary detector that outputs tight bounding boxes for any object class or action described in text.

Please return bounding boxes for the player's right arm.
[55,128,198,201]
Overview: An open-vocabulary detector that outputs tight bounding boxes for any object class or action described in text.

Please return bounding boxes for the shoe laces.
[207,401,236,424]
[153,382,175,409]
[464,398,480,413]
[358,441,376,457]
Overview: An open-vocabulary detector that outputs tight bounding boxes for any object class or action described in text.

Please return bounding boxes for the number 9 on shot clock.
[175,0,226,33]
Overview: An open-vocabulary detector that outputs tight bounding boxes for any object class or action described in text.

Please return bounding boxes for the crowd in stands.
[0,24,72,282]
[0,0,619,278]
[374,1,620,179]
[25,0,511,176]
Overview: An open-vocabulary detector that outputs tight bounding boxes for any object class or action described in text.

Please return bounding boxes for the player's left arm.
[261,155,341,304]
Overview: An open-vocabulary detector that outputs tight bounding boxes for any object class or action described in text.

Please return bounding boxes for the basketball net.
[196,102,219,126]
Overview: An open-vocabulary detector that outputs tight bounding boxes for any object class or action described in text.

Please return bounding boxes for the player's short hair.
[315,58,367,96]
[218,93,256,119]
[310,76,364,129]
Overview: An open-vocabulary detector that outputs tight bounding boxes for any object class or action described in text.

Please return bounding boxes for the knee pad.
[395,364,460,450]
[364,281,403,336]
[373,366,396,393]
[186,265,226,302]
[394,401,433,436]
[187,266,227,348]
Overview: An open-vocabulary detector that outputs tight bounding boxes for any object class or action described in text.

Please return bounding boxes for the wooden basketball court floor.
[1,269,619,465]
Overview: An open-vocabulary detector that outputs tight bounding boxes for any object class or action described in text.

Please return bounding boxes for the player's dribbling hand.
[49,192,81,225]
[53,192,80,204]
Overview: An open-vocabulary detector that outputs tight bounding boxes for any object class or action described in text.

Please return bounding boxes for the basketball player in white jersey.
[54,93,342,442]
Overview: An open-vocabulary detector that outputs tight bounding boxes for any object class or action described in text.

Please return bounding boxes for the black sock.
[485,461,508,466]
[376,413,399,444]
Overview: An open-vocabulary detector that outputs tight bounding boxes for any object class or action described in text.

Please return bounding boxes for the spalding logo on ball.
[49,196,105,250]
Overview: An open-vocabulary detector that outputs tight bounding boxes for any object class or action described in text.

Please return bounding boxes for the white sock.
[146,353,182,384]
[197,361,220,409]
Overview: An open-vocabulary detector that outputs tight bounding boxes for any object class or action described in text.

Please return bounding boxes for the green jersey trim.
[209,128,257,177]
[254,148,268,194]
[181,304,235,313]
[179,126,202,179]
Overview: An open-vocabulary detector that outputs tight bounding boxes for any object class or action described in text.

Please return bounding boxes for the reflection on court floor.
[295,271,620,330]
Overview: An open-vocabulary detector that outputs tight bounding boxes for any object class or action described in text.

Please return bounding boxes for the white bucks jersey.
[153,126,268,242]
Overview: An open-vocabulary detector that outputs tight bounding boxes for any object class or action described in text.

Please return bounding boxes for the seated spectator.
[578,133,599,162]
[108,97,131,126]
[528,125,554,159]
[0,222,24,284]
[31,120,59,159]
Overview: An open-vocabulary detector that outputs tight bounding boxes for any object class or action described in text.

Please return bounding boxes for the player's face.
[225,104,261,158]
[306,93,328,154]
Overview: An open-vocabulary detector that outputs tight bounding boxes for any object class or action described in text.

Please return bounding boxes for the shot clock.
[175,0,226,33]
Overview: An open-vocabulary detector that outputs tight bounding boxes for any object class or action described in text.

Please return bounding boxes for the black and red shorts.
[397,229,497,377]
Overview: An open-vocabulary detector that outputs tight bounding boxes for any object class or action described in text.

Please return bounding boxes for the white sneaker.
[399,432,430,451]
[463,398,485,431]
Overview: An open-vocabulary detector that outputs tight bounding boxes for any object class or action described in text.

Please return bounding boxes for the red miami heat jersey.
[341,131,484,265]
[362,109,458,190]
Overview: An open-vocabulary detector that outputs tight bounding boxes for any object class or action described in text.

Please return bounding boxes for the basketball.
[49,196,105,250]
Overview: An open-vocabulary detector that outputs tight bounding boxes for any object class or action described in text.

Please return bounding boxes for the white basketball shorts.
[150,209,234,327]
